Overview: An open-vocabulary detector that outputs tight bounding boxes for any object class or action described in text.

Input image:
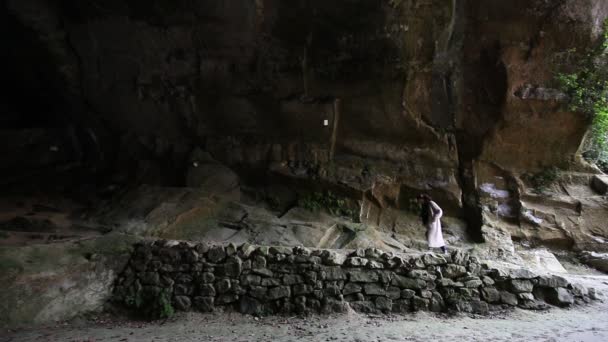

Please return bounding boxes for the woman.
[418,194,447,254]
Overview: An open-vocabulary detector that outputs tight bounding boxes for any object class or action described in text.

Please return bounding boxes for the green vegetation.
[125,286,174,320]
[522,167,560,194]
[388,0,405,8]
[299,191,357,220]
[555,20,608,171]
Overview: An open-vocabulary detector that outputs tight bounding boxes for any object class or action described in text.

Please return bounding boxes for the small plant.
[299,191,357,220]
[555,19,608,170]
[522,167,560,194]
[124,285,174,320]
[155,289,175,319]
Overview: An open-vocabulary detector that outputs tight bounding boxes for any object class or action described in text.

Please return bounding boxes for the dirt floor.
[3,274,607,342]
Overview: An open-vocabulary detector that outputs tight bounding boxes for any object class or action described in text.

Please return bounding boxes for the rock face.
[3,0,608,249]
[580,251,608,273]
[113,242,599,317]
[0,235,137,329]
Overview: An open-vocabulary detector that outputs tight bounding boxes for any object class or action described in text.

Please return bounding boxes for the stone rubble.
[113,241,600,317]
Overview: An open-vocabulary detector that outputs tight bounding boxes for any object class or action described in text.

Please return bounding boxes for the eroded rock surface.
[0,234,138,329]
[3,0,608,250]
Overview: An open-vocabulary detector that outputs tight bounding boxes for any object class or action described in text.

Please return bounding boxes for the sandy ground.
[3,274,608,342]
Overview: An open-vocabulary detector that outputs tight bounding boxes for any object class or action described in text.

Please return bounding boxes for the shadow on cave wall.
[457,39,508,242]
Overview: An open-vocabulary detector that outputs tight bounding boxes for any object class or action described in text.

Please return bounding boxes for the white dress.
[426,201,446,248]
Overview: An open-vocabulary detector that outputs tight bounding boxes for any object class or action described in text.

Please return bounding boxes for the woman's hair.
[418,194,432,225]
[420,202,431,225]
[417,193,432,202]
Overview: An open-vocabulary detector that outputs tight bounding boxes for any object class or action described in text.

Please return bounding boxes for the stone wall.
[113,241,599,318]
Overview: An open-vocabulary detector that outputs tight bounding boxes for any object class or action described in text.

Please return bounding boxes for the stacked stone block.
[113,241,599,316]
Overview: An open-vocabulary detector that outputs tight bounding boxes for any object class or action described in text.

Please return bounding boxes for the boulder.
[261,278,280,287]
[580,251,608,273]
[282,274,304,285]
[571,284,588,297]
[239,243,256,258]
[293,284,313,295]
[508,268,538,280]
[368,260,384,269]
[223,256,242,278]
[349,301,376,313]
[253,255,267,269]
[500,291,519,306]
[269,246,293,255]
[419,290,433,299]
[324,283,341,297]
[173,296,191,311]
[207,246,227,263]
[345,257,368,267]
[591,175,608,195]
[364,283,386,296]
[429,293,445,312]
[250,286,267,300]
[186,150,239,196]
[537,275,569,288]
[239,296,264,315]
[481,287,501,303]
[252,268,274,277]
[471,300,489,315]
[320,266,347,281]
[348,270,379,283]
[411,296,430,311]
[199,284,216,297]
[408,270,436,281]
[392,299,412,313]
[423,253,447,266]
[443,264,467,278]
[391,275,426,289]
[140,272,160,286]
[200,272,215,284]
[343,283,362,295]
[401,289,416,299]
[387,287,401,300]
[216,279,231,293]
[375,297,392,312]
[545,287,574,307]
[437,279,464,287]
[226,243,237,256]
[464,279,483,288]
[510,279,534,293]
[241,274,261,286]
[323,251,347,266]
[365,248,383,259]
[217,294,238,305]
[482,276,495,286]
[451,250,470,266]
[194,296,214,312]
[267,286,291,300]
[323,299,349,313]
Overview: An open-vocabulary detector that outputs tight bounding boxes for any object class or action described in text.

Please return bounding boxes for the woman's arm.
[430,201,443,220]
